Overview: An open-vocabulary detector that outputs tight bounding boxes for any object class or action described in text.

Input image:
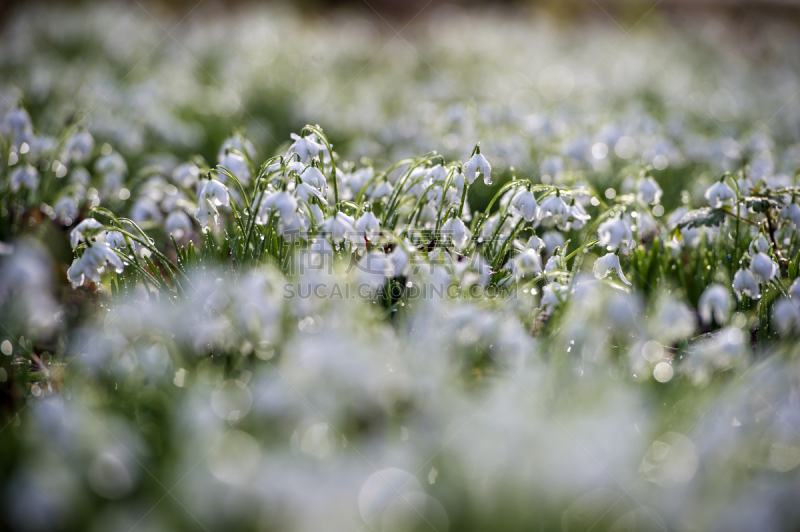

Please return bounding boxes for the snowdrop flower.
[464,150,492,185]
[1,108,33,146]
[219,152,251,186]
[512,248,542,277]
[704,180,735,208]
[286,158,305,174]
[541,231,565,256]
[427,165,448,183]
[355,210,381,241]
[536,194,567,225]
[636,176,662,204]
[67,242,124,288]
[321,212,355,243]
[357,251,392,290]
[70,167,90,188]
[300,166,327,192]
[541,282,567,308]
[748,235,770,255]
[527,235,545,252]
[388,246,409,277]
[780,203,800,229]
[258,191,298,225]
[773,298,800,335]
[294,182,328,205]
[10,164,39,192]
[288,133,323,164]
[61,130,94,164]
[593,253,631,286]
[441,217,470,250]
[698,284,731,325]
[509,189,538,222]
[165,210,192,239]
[370,180,393,200]
[790,278,800,300]
[54,196,79,224]
[656,299,697,342]
[419,201,439,228]
[195,179,230,228]
[598,217,633,251]
[94,152,127,181]
[70,218,104,248]
[732,268,760,300]
[131,197,163,223]
[750,252,778,282]
[172,163,200,188]
[218,135,256,162]
[459,254,492,287]
[105,231,127,249]
[565,202,592,230]
[278,208,310,240]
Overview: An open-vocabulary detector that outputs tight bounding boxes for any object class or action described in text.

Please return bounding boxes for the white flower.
[541,282,568,308]
[131,197,163,223]
[536,194,567,225]
[1,108,33,146]
[370,181,393,200]
[773,298,800,335]
[355,211,381,241]
[94,152,127,178]
[512,248,543,277]
[509,189,538,222]
[172,163,200,188]
[300,166,327,192]
[464,151,492,185]
[527,235,545,252]
[165,210,192,239]
[54,196,79,224]
[750,252,778,282]
[748,235,770,255]
[636,176,662,204]
[278,207,310,240]
[288,133,323,164]
[441,217,470,250]
[321,212,355,243]
[286,159,305,174]
[218,135,257,162]
[790,278,800,300]
[597,217,633,251]
[656,299,697,342]
[565,202,592,230]
[419,201,439,228]
[781,203,800,229]
[219,152,251,186]
[194,179,230,228]
[357,251,392,290]
[698,284,731,325]
[542,231,565,255]
[294,182,328,205]
[593,253,631,286]
[258,191,298,225]
[427,165,448,183]
[70,218,104,248]
[704,180,735,208]
[105,231,127,249]
[388,246,410,277]
[732,268,760,300]
[61,130,94,164]
[10,164,39,192]
[67,242,124,288]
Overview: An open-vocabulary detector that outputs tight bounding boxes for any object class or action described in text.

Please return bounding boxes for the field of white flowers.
[2,2,800,531]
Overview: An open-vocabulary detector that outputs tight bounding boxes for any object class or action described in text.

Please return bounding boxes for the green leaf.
[674,207,726,230]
